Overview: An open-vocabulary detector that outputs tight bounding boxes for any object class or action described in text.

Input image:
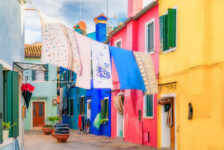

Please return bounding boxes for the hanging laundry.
[75,32,92,89]
[59,88,64,111]
[113,95,124,114]
[109,46,146,91]
[93,113,101,129]
[133,52,158,95]
[63,87,67,110]
[40,14,81,74]
[92,40,113,89]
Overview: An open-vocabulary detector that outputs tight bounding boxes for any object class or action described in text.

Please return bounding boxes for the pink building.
[109,0,159,147]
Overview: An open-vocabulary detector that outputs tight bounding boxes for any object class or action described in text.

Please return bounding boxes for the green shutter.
[32,70,36,81]
[0,64,3,144]
[146,95,153,117]
[164,14,169,51]
[168,8,176,48]
[44,65,48,81]
[7,71,19,137]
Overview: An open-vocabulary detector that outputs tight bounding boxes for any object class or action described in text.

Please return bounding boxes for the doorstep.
[0,138,14,148]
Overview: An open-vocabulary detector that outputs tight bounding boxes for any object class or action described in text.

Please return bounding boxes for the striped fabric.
[134,52,158,95]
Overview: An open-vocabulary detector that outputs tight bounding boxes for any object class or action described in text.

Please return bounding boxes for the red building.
[108,0,159,147]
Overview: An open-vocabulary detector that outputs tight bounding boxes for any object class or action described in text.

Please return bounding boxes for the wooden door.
[170,101,175,148]
[33,102,45,127]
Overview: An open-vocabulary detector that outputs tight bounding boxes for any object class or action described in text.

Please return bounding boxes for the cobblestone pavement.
[24,130,165,150]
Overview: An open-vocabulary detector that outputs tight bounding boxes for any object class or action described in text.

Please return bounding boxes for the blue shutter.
[44,65,48,81]
[32,70,36,81]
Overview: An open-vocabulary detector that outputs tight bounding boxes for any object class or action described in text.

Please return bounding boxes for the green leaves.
[3,121,17,130]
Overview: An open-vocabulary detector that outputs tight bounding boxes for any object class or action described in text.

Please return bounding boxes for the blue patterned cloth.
[109,46,146,91]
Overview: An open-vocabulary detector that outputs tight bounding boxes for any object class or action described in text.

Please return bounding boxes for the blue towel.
[109,46,146,91]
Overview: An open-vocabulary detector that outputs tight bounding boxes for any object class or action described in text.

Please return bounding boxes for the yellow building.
[157,0,224,149]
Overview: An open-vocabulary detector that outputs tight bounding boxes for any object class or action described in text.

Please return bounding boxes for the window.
[67,99,69,115]
[101,98,109,119]
[160,8,177,52]
[70,99,74,116]
[32,64,48,81]
[145,19,155,53]
[115,40,122,48]
[144,95,154,118]
[79,97,85,115]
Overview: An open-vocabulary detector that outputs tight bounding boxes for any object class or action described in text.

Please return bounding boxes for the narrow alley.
[24,130,161,150]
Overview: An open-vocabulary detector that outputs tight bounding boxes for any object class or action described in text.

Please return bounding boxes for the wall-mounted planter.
[3,130,9,141]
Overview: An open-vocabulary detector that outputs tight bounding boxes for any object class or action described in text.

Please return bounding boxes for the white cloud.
[25,0,153,44]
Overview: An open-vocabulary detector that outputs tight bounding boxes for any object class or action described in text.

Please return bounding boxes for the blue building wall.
[0,0,24,70]
[87,81,111,137]
[61,16,111,137]
[96,23,107,42]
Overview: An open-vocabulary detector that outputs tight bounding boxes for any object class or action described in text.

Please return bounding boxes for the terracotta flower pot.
[52,133,69,143]
[42,127,53,135]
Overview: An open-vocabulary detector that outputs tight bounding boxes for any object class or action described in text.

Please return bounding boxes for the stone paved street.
[24,130,164,150]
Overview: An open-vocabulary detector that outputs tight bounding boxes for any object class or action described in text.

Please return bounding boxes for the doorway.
[33,102,45,127]
[116,93,124,137]
[161,95,176,149]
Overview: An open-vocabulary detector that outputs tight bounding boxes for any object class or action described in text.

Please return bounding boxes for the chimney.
[94,14,108,42]
[128,0,143,18]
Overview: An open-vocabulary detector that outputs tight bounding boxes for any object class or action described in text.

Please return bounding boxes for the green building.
[24,43,57,130]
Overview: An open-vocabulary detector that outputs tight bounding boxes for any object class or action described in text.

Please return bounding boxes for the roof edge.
[108,1,158,38]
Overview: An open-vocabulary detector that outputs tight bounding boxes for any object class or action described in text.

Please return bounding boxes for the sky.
[25,0,155,44]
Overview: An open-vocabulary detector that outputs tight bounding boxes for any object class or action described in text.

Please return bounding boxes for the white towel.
[40,14,81,74]
[75,32,92,89]
[91,40,113,89]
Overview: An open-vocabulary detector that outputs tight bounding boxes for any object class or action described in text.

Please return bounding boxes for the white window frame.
[143,94,154,119]
[162,7,177,54]
[115,39,122,48]
[145,18,155,54]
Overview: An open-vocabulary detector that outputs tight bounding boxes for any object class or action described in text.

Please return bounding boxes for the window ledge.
[143,116,154,120]
[162,47,176,54]
[0,138,14,148]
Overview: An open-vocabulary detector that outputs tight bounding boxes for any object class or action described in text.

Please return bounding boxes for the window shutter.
[44,65,48,81]
[0,64,3,144]
[164,14,169,51]
[159,16,164,51]
[101,100,104,118]
[168,8,177,48]
[7,71,19,137]
[104,100,107,116]
[147,24,151,52]
[32,70,36,81]
[146,95,153,117]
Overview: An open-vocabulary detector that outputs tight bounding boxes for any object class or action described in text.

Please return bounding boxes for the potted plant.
[3,122,17,141]
[48,116,62,134]
[100,118,109,125]
[42,116,61,135]
[42,124,53,135]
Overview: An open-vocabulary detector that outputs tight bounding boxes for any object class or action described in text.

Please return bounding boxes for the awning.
[13,62,48,72]
[157,97,173,105]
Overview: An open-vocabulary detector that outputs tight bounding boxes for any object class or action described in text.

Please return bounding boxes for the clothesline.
[24,1,159,94]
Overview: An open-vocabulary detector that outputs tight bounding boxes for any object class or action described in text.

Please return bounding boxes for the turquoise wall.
[0,0,24,69]
[24,58,57,130]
